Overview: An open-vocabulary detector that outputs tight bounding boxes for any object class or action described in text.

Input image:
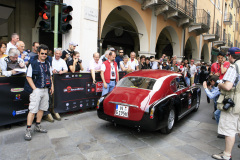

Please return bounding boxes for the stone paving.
[0,110,239,160]
[0,85,240,160]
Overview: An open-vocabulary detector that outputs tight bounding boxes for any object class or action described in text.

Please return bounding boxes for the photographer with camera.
[212,47,240,160]
[203,75,225,139]
[203,75,221,120]
[67,51,84,73]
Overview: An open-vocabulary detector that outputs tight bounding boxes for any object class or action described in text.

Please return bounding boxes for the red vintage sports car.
[97,70,201,133]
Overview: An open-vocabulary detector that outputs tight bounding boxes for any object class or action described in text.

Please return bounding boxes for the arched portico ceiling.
[101,5,149,52]
[185,36,198,60]
[156,26,181,58]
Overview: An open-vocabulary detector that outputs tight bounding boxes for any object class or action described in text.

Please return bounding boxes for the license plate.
[115,105,129,118]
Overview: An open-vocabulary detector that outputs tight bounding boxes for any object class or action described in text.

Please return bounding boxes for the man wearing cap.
[189,59,197,86]
[212,47,240,160]
[61,42,78,63]
[161,59,170,70]
[211,52,230,80]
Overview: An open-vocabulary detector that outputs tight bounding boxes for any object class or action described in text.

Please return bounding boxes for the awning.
[211,48,219,55]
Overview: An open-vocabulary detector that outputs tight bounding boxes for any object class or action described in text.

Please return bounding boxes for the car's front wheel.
[161,108,175,134]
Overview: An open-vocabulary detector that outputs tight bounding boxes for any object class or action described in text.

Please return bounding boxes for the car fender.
[149,94,177,128]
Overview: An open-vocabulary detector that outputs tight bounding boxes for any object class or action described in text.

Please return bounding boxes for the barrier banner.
[0,76,30,126]
[53,72,126,113]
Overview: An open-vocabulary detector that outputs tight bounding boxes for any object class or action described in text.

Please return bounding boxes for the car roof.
[124,70,182,79]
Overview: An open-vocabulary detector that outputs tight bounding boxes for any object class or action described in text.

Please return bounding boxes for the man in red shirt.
[210,52,230,80]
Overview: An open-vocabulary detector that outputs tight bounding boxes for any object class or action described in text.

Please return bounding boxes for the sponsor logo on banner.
[96,82,103,92]
[12,109,28,116]
[72,102,77,109]
[15,94,21,100]
[63,86,84,93]
[65,75,70,78]
[11,88,24,92]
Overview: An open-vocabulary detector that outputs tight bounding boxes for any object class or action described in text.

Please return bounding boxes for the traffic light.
[60,4,73,33]
[39,1,52,31]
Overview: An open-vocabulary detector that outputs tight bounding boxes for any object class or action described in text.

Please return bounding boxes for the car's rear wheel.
[161,108,175,134]
[193,95,200,112]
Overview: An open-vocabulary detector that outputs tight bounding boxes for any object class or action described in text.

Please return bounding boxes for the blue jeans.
[214,109,221,124]
[185,77,190,86]
[101,81,116,96]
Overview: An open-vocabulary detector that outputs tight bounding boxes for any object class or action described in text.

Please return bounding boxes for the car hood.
[103,87,156,121]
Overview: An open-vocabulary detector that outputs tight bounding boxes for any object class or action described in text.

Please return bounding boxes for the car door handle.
[181,98,184,100]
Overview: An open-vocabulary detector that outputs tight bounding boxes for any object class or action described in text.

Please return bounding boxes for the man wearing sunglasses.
[24,44,54,141]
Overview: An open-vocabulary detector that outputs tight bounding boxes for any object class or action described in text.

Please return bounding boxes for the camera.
[78,59,82,63]
[222,98,235,111]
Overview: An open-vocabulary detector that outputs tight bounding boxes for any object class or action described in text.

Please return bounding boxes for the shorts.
[29,88,49,113]
[218,111,240,137]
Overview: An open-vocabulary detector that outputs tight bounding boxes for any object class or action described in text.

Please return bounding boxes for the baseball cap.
[69,42,78,46]
[109,47,115,51]
[227,47,240,55]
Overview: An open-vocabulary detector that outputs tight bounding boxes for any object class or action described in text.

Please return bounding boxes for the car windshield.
[117,77,156,90]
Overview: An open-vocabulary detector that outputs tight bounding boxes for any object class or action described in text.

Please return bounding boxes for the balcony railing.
[195,9,210,28]
[162,0,195,19]
[224,13,233,24]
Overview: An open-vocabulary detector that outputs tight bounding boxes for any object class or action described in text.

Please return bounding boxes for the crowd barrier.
[0,72,127,126]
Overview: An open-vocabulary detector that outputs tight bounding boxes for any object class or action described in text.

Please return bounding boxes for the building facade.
[0,0,240,70]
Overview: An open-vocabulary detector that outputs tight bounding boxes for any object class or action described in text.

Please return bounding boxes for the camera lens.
[223,103,231,110]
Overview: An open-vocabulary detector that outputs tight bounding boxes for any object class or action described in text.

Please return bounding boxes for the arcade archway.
[201,43,210,63]
[101,6,148,55]
[184,36,198,61]
[155,26,180,59]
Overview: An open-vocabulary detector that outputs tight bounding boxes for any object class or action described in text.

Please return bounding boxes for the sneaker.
[34,124,47,133]
[24,128,32,141]
[212,152,232,160]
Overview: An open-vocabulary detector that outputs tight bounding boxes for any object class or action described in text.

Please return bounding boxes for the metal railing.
[162,0,195,19]
[195,9,210,28]
[224,13,233,24]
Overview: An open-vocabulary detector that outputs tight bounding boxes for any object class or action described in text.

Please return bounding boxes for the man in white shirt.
[150,56,159,69]
[128,52,139,71]
[189,59,197,86]
[89,52,102,84]
[52,48,68,74]
[6,33,19,55]
[0,48,26,77]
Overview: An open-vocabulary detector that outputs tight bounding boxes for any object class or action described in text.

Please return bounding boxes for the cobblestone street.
[0,86,240,160]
